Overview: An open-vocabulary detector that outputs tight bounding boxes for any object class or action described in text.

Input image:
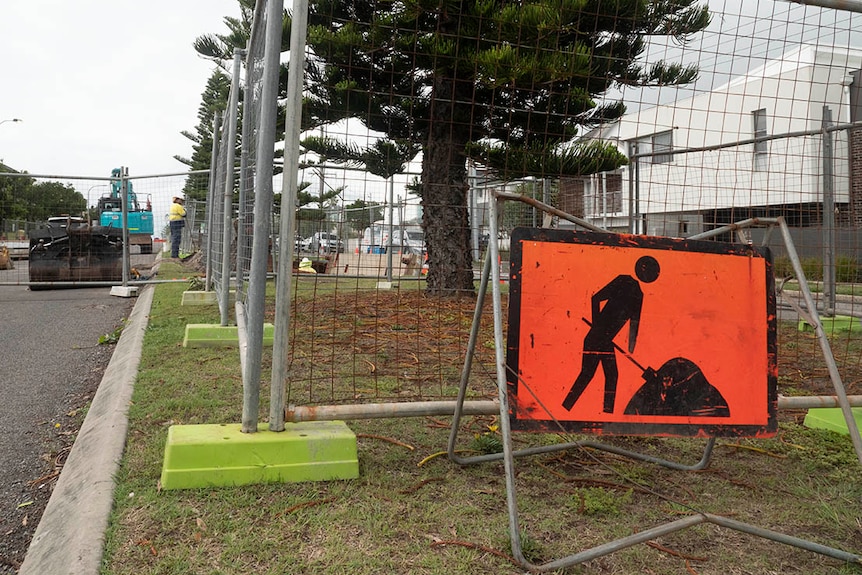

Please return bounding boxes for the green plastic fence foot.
[182,323,274,347]
[181,290,218,305]
[804,407,862,435]
[797,315,860,333]
[160,422,359,490]
[181,290,236,306]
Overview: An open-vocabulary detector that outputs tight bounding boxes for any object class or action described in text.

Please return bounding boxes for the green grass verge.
[101,280,862,575]
[781,279,862,297]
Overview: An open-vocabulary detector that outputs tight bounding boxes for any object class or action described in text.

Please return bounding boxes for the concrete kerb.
[19,284,155,575]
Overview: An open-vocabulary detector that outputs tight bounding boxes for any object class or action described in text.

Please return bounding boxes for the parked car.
[309,232,344,254]
[272,234,311,254]
[361,223,426,255]
[395,228,426,256]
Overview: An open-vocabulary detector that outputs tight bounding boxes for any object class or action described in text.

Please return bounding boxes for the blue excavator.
[28,168,153,287]
[97,168,154,254]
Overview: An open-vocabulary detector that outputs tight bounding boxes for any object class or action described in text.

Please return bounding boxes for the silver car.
[309,232,344,254]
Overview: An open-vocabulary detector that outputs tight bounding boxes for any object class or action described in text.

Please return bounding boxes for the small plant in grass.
[472,423,503,454]
[99,324,124,345]
[506,529,543,564]
[373,376,401,394]
[663,501,692,516]
[777,374,806,396]
[188,276,205,291]
[472,432,503,454]
[786,427,858,474]
[573,487,633,516]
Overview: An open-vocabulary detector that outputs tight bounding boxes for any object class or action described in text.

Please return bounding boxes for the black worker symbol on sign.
[562,256,660,413]
[561,255,731,417]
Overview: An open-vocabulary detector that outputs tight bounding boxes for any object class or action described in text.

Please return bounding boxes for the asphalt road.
[0,253,154,573]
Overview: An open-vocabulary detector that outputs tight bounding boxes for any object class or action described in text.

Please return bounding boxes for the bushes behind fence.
[773,255,862,283]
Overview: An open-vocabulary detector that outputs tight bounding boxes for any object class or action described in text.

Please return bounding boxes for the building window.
[652,130,673,164]
[583,178,596,216]
[630,130,674,164]
[753,108,768,171]
[606,174,623,213]
[583,173,623,217]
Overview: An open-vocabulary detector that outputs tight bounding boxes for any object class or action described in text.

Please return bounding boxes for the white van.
[361,222,425,255]
[397,227,426,255]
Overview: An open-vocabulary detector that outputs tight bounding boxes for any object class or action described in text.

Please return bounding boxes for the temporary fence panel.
[237,0,268,309]
[241,0,288,432]
[204,111,223,292]
[207,120,229,310]
[218,0,862,566]
[221,0,862,417]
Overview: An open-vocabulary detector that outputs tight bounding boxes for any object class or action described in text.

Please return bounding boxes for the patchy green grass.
[101,278,862,575]
[781,279,862,297]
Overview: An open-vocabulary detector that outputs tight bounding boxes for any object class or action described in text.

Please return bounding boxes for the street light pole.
[0,119,22,165]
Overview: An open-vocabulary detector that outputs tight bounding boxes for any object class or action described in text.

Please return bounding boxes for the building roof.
[586,44,862,144]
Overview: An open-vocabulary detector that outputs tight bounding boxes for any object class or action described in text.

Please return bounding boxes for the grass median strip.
[101,276,862,574]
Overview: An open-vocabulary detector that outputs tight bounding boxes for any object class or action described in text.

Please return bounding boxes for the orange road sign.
[506,228,777,437]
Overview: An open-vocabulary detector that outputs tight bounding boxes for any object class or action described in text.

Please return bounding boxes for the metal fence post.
[628,143,636,234]
[205,112,222,292]
[386,176,394,282]
[218,50,243,327]
[243,0,285,433]
[271,0,309,431]
[822,105,836,315]
[120,167,130,286]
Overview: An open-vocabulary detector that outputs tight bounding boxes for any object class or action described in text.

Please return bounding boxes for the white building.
[563,44,862,239]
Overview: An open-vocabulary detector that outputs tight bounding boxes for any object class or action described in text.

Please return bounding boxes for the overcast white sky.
[0,0,240,178]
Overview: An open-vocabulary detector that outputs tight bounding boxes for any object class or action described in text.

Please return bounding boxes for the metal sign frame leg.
[447,195,862,571]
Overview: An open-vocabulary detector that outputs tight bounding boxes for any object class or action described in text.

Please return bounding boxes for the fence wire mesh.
[2,1,861,572]
[208,106,235,322]
[232,0,862,415]
[3,1,862,417]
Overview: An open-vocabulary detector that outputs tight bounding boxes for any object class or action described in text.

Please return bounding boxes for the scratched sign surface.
[506,228,777,437]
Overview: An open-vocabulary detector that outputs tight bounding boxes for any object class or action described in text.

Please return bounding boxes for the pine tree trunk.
[421,77,475,296]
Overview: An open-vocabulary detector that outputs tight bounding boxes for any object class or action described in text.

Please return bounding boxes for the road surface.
[0,252,155,573]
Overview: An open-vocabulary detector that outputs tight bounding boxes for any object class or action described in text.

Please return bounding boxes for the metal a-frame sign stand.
[447,191,862,572]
